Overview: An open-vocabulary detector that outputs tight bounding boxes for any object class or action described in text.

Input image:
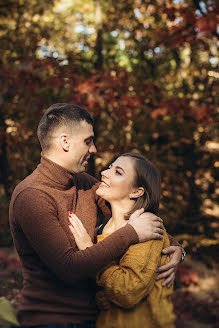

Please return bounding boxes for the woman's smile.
[100,179,110,188]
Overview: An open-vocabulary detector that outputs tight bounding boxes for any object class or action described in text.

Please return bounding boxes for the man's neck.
[42,152,72,173]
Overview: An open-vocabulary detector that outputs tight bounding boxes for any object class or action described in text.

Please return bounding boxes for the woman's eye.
[115,170,122,175]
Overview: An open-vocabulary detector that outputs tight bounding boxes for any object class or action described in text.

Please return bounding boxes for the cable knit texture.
[9,155,139,325]
[96,230,176,328]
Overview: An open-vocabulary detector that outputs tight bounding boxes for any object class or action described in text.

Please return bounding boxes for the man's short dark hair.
[37,103,94,150]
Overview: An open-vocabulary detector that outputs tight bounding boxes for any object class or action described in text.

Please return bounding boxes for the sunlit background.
[0,0,218,327]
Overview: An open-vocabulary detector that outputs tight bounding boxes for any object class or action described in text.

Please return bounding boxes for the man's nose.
[89,143,97,154]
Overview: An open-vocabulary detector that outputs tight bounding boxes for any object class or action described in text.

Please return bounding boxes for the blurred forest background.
[0,0,218,327]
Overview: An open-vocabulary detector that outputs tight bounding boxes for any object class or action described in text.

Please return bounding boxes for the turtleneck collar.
[37,154,75,189]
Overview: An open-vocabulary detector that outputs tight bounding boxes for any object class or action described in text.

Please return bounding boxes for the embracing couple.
[10,103,184,328]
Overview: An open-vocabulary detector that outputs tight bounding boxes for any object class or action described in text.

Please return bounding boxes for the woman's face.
[96,156,137,203]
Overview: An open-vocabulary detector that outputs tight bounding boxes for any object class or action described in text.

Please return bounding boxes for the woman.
[68,153,176,328]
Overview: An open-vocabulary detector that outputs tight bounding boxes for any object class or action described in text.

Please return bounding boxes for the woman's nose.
[101,170,108,178]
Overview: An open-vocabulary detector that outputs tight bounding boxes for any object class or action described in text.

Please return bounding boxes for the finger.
[71,214,83,230]
[71,212,79,218]
[71,214,86,231]
[69,212,80,221]
[73,215,87,231]
[69,212,79,221]
[70,214,89,238]
[161,246,176,254]
[69,215,80,230]
[69,223,77,236]
[68,215,74,226]
[134,208,145,215]
[152,233,163,240]
[155,228,164,235]
[157,261,176,273]
[68,221,79,236]
[71,213,82,223]
[156,267,175,280]
[162,272,175,287]
[70,214,82,228]
[72,216,88,235]
[152,216,163,223]
[153,221,164,229]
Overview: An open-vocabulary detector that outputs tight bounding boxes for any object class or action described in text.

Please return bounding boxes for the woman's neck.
[103,200,135,234]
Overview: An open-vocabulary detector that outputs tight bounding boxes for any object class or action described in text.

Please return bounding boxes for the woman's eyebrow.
[115,166,125,173]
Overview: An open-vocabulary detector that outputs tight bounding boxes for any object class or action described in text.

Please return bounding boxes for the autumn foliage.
[0,0,218,326]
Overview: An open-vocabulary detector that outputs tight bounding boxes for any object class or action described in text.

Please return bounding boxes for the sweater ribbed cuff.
[119,224,139,244]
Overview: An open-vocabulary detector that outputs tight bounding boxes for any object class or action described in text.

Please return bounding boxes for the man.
[9,103,183,327]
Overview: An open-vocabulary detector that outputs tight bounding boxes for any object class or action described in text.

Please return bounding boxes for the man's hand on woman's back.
[128,209,183,287]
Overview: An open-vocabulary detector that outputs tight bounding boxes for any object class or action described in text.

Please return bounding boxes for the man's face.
[68,120,96,173]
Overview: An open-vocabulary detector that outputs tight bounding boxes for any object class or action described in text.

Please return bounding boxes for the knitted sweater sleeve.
[12,188,138,284]
[96,238,165,309]
[168,233,180,246]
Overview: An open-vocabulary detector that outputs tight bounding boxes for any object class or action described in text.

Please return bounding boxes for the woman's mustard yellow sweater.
[96,229,176,328]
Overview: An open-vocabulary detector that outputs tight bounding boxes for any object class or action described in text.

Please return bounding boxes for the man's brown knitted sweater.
[9,156,139,326]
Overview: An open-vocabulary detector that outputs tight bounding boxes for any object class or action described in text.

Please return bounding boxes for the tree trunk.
[0,115,10,200]
[94,0,103,70]
[88,0,103,177]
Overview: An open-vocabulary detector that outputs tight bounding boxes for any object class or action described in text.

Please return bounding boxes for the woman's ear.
[60,133,70,152]
[129,187,145,199]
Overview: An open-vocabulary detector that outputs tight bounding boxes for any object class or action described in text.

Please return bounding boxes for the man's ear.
[60,133,70,151]
[129,187,145,199]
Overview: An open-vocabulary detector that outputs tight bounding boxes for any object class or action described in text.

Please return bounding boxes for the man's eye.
[85,139,92,145]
